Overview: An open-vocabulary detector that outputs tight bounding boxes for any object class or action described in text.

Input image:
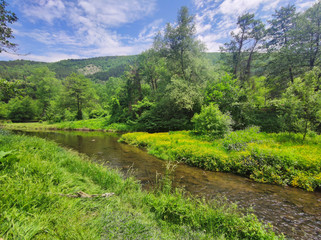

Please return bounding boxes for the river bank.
[1,119,132,132]
[0,130,281,239]
[3,122,321,191]
[120,128,321,191]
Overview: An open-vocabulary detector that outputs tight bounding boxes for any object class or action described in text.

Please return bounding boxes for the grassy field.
[0,130,281,239]
[120,127,321,191]
[1,119,132,132]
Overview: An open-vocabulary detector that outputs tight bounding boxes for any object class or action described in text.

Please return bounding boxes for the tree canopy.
[0,0,18,53]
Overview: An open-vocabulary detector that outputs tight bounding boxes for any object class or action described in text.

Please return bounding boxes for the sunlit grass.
[0,130,281,239]
[120,128,321,191]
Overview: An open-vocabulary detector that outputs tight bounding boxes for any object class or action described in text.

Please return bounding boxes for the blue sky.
[0,0,317,62]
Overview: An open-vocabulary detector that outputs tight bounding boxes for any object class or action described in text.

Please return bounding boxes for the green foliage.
[26,67,60,117]
[0,0,18,53]
[0,79,24,103]
[205,73,239,109]
[0,101,8,119]
[7,96,37,122]
[121,130,321,191]
[277,68,321,139]
[192,104,232,139]
[62,73,97,120]
[155,6,205,83]
[137,98,192,132]
[221,13,265,82]
[0,131,281,239]
[222,126,263,151]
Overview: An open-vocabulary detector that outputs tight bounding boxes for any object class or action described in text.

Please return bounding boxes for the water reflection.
[17,130,321,240]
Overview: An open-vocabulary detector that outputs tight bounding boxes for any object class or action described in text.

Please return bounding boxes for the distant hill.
[0,53,221,82]
[0,55,137,82]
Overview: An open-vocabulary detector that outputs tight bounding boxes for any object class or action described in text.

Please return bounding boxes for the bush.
[0,102,8,119]
[192,103,232,138]
[7,97,37,122]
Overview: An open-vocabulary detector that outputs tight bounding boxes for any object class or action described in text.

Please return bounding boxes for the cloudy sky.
[0,0,317,62]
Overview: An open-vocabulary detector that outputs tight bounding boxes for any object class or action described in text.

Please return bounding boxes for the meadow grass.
[1,119,133,132]
[0,130,281,239]
[120,128,321,191]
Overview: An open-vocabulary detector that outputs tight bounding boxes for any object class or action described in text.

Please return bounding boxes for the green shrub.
[192,103,232,138]
[7,97,37,122]
[222,126,263,151]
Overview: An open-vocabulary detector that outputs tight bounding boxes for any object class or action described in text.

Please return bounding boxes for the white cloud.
[10,0,158,60]
[20,0,156,27]
[218,0,270,15]
[136,19,163,43]
[8,0,317,61]
[193,0,316,52]
[19,0,66,24]
[296,0,317,11]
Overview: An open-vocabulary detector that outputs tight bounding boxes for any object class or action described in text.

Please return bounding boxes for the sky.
[0,0,317,62]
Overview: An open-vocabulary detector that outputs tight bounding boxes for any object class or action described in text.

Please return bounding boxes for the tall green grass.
[120,128,321,191]
[0,130,281,239]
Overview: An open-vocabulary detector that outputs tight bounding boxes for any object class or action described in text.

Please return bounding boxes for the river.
[17,130,321,240]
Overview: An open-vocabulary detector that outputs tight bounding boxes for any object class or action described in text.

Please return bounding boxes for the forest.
[1,3,321,140]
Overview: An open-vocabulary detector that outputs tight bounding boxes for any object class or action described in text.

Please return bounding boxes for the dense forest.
[1,2,321,140]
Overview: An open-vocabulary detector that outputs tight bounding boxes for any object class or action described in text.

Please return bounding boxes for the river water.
[18,130,321,239]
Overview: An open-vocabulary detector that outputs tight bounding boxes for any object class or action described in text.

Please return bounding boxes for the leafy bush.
[222,126,263,151]
[0,102,8,119]
[192,103,232,138]
[7,97,37,122]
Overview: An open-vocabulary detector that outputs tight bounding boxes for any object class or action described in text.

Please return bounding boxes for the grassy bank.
[0,130,281,239]
[120,128,321,191]
[1,119,132,132]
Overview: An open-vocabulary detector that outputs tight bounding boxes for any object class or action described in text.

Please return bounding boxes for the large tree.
[266,4,297,85]
[26,67,60,117]
[63,73,97,120]
[296,1,321,70]
[0,0,18,53]
[154,6,205,83]
[221,13,265,82]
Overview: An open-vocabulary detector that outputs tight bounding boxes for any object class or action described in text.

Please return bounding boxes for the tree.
[266,4,297,84]
[278,68,321,140]
[63,73,97,120]
[0,78,23,103]
[7,96,37,122]
[295,1,321,70]
[192,103,232,139]
[154,6,205,83]
[0,0,18,53]
[138,49,169,92]
[26,67,60,118]
[221,13,265,82]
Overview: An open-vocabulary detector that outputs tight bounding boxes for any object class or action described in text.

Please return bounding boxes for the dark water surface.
[18,130,321,239]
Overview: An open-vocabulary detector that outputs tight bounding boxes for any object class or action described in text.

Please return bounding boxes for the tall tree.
[26,67,60,117]
[155,6,205,83]
[266,4,297,84]
[0,0,18,53]
[296,1,321,70]
[63,73,96,120]
[278,67,321,140]
[221,13,265,82]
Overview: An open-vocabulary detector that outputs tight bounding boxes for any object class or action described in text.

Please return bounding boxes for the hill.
[0,55,137,82]
[0,53,220,82]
